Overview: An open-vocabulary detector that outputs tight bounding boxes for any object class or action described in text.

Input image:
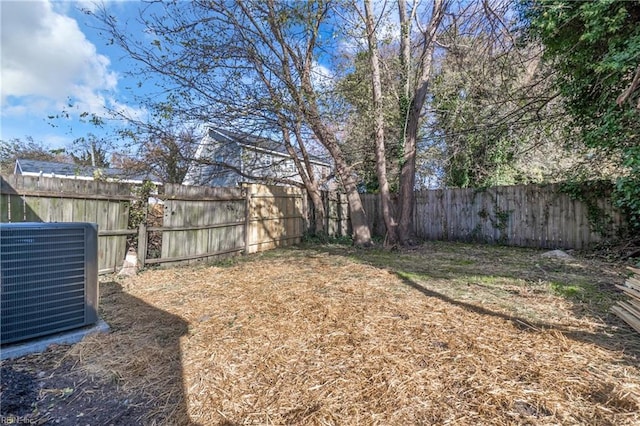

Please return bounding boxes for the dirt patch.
[1,344,148,425]
[2,242,639,425]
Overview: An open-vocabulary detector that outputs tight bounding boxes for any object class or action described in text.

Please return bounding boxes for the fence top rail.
[247,183,305,197]
[163,183,244,200]
[0,188,137,201]
[1,174,136,200]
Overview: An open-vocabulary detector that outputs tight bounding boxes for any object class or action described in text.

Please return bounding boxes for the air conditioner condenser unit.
[1,222,99,345]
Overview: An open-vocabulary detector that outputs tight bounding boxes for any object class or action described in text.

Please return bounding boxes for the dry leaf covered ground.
[2,241,640,425]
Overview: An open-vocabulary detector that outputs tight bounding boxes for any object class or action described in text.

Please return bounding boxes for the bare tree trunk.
[291,122,326,235]
[297,90,370,244]
[364,0,398,246]
[280,125,326,235]
[307,185,326,234]
[249,39,328,237]
[263,0,372,246]
[398,110,419,244]
[300,100,371,247]
[398,0,412,100]
[291,125,326,235]
[397,0,446,245]
[617,63,640,108]
[305,115,372,246]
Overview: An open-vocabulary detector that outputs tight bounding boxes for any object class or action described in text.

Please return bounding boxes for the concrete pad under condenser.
[0,319,110,360]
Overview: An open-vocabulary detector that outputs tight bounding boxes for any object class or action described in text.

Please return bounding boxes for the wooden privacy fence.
[346,184,624,249]
[137,183,306,266]
[1,175,307,272]
[412,183,624,249]
[1,173,625,271]
[0,174,133,274]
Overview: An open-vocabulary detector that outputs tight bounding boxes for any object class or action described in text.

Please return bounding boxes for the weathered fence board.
[322,191,351,238]
[0,174,133,274]
[157,184,246,266]
[246,184,305,253]
[409,183,624,249]
[361,193,387,237]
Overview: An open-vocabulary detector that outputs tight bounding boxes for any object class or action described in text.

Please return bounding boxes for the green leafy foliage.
[523,0,640,231]
[336,50,403,193]
[127,180,158,248]
[560,180,618,236]
[431,29,578,189]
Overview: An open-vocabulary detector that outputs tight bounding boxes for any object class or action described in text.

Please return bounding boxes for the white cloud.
[0,0,119,118]
[311,61,336,91]
[109,99,147,123]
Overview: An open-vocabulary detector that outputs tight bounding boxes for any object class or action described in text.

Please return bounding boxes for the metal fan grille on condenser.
[1,223,98,345]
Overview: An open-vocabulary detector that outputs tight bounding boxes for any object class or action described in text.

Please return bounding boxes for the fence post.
[302,188,310,235]
[337,192,343,237]
[137,222,147,268]
[243,186,252,255]
[322,191,328,236]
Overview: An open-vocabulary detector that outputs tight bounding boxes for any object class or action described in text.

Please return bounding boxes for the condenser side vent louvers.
[1,222,98,345]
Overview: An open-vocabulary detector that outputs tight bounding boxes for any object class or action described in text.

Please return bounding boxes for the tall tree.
[524,0,640,230]
[337,0,448,245]
[142,130,194,185]
[346,0,447,244]
[363,0,399,245]
[70,134,111,168]
[341,0,530,242]
[117,117,200,185]
[94,0,372,244]
[396,0,448,245]
[336,49,403,194]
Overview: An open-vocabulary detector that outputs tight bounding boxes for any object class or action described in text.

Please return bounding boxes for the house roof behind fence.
[15,159,162,184]
[209,128,332,167]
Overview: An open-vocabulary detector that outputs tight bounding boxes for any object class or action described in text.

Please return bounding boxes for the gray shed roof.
[15,159,162,183]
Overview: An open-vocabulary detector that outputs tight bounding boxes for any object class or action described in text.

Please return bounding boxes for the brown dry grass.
[70,242,640,425]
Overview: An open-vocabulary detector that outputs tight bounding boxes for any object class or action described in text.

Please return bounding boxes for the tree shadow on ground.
[397,273,639,355]
[302,242,640,366]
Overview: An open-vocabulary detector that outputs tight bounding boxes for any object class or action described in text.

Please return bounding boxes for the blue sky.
[1,0,147,151]
[0,0,399,154]
[0,0,347,154]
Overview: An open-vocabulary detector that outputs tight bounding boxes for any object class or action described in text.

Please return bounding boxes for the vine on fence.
[477,203,512,244]
[127,180,157,249]
[559,180,617,238]
[474,188,513,244]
